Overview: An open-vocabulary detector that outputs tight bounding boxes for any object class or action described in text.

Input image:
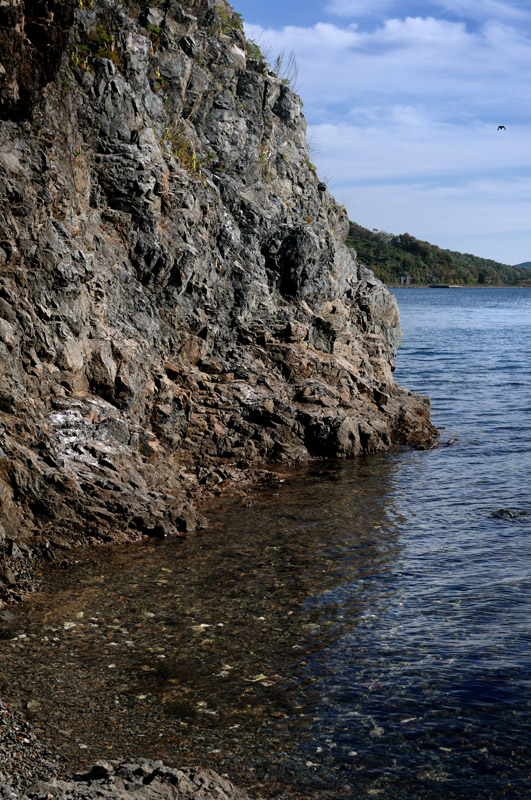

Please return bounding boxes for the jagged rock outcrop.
[0,0,437,602]
[2,759,250,800]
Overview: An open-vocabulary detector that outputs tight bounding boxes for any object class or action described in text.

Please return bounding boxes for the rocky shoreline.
[1,0,437,796]
[0,0,436,606]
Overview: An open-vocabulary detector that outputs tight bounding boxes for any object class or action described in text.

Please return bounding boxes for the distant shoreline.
[387,283,531,289]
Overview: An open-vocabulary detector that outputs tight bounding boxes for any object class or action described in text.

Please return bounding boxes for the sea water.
[0,288,530,799]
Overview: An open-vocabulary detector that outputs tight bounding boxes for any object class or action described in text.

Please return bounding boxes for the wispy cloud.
[310,117,531,183]
[434,0,531,23]
[244,1,531,262]
[246,17,531,118]
[327,0,531,24]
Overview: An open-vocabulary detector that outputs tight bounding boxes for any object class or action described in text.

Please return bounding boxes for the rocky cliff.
[0,0,437,603]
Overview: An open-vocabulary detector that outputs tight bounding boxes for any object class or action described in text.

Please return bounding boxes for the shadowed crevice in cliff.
[0,0,75,121]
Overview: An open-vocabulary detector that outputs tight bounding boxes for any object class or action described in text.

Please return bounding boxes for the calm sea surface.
[1,288,530,799]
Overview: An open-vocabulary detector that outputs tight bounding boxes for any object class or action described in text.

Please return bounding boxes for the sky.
[233,0,531,265]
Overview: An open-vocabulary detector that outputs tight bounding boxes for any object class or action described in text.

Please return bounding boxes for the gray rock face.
[0,0,437,601]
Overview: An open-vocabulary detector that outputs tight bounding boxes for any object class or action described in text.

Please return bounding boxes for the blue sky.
[234,0,531,265]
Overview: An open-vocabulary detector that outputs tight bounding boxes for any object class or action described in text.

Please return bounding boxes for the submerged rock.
[0,0,438,602]
[491,508,529,521]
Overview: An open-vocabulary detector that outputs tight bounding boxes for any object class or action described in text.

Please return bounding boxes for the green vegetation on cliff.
[346,222,531,286]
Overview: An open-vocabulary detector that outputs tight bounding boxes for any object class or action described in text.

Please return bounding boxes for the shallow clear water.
[1,288,530,799]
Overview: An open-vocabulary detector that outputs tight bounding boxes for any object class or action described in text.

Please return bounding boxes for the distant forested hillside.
[346,223,531,286]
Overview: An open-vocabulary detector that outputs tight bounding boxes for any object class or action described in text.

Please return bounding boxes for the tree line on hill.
[346,222,531,286]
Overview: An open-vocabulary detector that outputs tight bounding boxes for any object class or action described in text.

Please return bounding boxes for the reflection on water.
[1,289,531,799]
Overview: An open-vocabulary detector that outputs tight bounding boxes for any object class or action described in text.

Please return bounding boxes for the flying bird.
[497,125,506,130]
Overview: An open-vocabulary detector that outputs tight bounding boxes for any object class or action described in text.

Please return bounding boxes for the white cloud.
[434,0,531,23]
[310,117,531,183]
[244,7,531,263]
[309,118,531,263]
[369,15,468,45]
[245,17,531,120]
[327,0,531,24]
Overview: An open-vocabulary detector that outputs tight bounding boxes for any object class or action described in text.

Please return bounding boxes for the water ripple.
[0,288,529,799]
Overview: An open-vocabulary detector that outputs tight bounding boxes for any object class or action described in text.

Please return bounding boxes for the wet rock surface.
[490,508,529,521]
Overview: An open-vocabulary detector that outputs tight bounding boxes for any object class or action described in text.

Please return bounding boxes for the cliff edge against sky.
[0,0,437,603]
